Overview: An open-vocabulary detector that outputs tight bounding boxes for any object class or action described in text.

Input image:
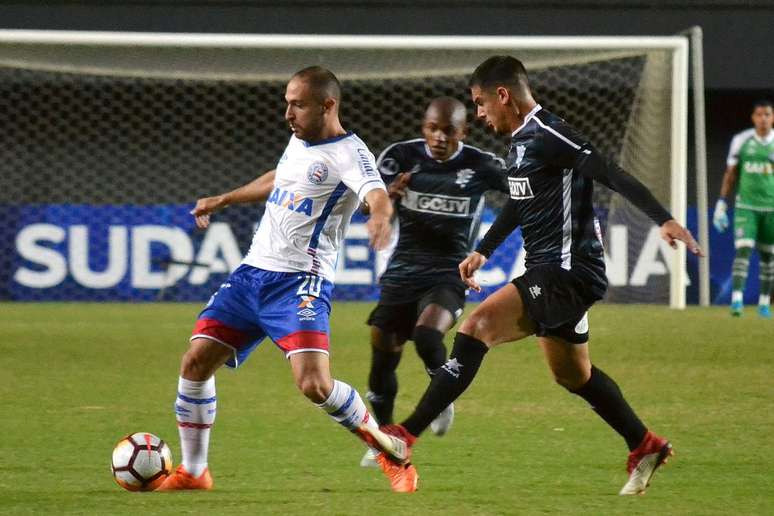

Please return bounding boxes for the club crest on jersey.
[508,177,535,199]
[267,187,314,216]
[455,168,475,188]
[307,161,329,184]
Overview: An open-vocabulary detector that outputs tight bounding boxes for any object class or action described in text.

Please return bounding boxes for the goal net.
[0,32,688,305]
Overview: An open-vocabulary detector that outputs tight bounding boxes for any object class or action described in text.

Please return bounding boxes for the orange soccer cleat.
[156,465,214,491]
[356,423,415,464]
[375,452,418,493]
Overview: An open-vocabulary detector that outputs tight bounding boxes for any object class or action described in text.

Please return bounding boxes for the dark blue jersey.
[476,105,672,297]
[378,138,508,287]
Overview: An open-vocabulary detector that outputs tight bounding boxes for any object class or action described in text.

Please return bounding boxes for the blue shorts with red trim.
[191,264,334,368]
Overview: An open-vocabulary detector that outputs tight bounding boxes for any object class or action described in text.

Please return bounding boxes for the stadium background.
[1,0,772,305]
[2,4,773,514]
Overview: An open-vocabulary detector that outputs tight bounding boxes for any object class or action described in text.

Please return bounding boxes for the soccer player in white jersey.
[158,66,417,493]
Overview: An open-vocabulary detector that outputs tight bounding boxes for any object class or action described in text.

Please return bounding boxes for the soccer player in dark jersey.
[359,56,704,495]
[361,97,508,468]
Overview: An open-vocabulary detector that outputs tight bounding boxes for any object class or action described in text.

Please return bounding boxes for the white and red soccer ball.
[111,432,173,491]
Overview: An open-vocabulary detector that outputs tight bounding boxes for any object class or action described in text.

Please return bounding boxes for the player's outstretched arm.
[572,148,704,256]
[364,188,393,250]
[191,170,276,229]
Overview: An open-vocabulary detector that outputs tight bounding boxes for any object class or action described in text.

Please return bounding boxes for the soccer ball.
[111,432,173,491]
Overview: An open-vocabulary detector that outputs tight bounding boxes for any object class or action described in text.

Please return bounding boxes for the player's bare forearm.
[191,170,276,229]
[220,170,277,205]
[364,189,393,250]
[718,165,738,199]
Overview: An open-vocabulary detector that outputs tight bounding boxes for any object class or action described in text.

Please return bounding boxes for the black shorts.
[367,283,466,342]
[512,265,602,344]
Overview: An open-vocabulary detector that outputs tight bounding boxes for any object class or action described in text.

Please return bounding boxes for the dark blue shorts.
[191,264,333,367]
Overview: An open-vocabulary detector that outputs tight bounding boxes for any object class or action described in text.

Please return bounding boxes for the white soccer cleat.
[619,431,673,496]
[360,447,379,468]
[429,403,455,436]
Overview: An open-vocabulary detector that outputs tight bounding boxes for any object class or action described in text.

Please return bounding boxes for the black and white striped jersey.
[377,138,508,288]
[476,105,672,297]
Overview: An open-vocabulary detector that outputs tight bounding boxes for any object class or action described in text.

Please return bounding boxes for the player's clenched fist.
[459,251,488,292]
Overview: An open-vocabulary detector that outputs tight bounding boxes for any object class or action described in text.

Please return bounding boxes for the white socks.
[175,376,216,477]
[317,379,378,433]
[732,291,743,304]
[760,294,771,306]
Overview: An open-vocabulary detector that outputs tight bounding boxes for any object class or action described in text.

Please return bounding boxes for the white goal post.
[0,30,698,307]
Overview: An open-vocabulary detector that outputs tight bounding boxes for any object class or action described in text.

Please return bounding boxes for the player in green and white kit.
[713,100,774,318]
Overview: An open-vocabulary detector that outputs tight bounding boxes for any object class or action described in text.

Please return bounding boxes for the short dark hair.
[469,55,530,93]
[753,99,773,110]
[292,66,342,103]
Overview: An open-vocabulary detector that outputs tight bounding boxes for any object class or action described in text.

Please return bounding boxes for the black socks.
[367,348,402,425]
[571,365,647,451]
[402,332,489,437]
[412,325,447,374]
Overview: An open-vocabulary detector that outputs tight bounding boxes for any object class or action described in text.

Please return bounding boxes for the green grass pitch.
[1,302,772,515]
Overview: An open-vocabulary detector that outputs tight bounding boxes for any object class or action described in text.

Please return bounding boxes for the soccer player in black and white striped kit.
[359,56,704,496]
[361,97,508,468]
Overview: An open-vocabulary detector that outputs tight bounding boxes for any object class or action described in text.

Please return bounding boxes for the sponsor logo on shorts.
[307,161,329,184]
[402,189,471,217]
[297,295,316,309]
[297,295,318,321]
[508,177,534,199]
[529,285,542,298]
[441,357,463,378]
[297,308,317,320]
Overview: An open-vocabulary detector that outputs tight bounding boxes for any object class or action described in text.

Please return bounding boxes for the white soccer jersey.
[243,132,386,281]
